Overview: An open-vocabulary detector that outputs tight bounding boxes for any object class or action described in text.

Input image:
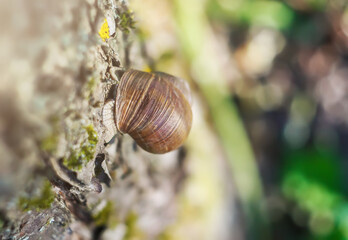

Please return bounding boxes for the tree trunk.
[0,0,241,239]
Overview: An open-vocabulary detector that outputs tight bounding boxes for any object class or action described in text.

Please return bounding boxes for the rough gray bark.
[0,0,187,239]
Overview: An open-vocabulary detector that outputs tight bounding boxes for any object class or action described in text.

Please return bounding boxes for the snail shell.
[103,69,192,154]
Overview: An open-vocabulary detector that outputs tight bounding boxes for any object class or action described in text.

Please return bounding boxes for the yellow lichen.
[143,65,152,73]
[99,18,110,42]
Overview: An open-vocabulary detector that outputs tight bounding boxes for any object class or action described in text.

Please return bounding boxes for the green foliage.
[285,14,327,46]
[281,146,348,238]
[207,0,295,30]
[18,180,55,211]
[283,147,342,192]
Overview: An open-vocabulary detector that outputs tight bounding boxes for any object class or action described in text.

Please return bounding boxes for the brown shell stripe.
[117,71,155,133]
[133,85,174,142]
[126,72,157,133]
[152,96,191,146]
[140,104,178,147]
[132,77,172,138]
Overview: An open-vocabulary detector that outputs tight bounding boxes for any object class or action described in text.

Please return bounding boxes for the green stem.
[173,0,269,238]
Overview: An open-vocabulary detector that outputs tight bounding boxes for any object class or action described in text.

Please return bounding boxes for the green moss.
[63,145,95,170]
[41,133,59,153]
[63,125,98,170]
[18,180,55,211]
[119,10,136,34]
[93,201,115,226]
[124,211,144,240]
[87,77,96,89]
[86,77,97,98]
[80,145,95,162]
[63,150,83,170]
[84,125,98,146]
[40,116,61,153]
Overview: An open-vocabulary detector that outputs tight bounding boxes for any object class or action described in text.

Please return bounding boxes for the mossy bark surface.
[0,1,187,239]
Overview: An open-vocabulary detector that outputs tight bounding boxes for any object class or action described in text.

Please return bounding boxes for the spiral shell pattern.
[115,69,192,154]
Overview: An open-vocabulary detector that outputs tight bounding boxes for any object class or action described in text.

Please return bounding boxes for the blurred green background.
[131,0,348,239]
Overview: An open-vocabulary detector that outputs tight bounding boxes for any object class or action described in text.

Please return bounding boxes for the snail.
[102,69,192,154]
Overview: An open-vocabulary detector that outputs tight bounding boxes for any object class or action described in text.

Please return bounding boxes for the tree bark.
[0,0,188,239]
[0,0,243,239]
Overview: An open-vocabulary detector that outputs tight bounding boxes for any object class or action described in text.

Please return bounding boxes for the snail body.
[103,69,192,154]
